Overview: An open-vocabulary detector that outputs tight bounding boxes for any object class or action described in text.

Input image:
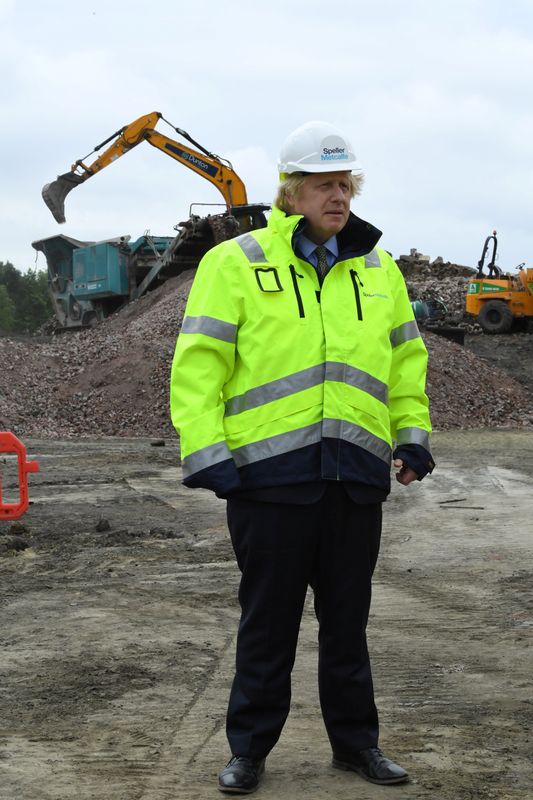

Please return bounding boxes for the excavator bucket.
[42,172,86,224]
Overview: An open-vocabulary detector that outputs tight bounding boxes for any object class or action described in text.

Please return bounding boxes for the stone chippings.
[399,255,481,331]
[1,262,532,439]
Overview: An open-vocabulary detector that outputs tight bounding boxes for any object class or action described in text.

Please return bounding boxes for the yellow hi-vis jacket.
[170,206,432,496]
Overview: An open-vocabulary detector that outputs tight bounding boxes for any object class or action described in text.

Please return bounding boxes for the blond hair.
[275,172,364,213]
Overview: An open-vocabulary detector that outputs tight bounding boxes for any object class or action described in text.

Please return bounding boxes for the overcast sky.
[2,0,533,274]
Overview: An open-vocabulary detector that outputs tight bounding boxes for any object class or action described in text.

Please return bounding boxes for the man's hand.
[393,458,418,486]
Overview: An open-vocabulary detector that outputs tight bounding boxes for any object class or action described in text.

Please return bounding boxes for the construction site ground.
[465,332,533,397]
[1,428,532,800]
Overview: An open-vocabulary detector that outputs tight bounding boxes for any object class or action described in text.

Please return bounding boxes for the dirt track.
[1,430,532,799]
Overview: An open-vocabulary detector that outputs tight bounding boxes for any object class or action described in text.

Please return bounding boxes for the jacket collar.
[269,205,382,259]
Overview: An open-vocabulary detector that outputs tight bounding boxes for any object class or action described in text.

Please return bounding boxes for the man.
[170,120,434,794]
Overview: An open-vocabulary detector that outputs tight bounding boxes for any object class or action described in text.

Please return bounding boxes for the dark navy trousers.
[225,482,382,759]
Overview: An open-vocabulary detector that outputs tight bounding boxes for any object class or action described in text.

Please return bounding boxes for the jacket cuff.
[393,443,435,480]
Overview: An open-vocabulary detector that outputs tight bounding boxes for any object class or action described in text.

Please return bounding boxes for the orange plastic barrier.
[0,432,39,520]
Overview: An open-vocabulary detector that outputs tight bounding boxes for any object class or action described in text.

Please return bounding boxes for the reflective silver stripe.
[225,364,325,417]
[225,361,387,418]
[396,427,430,450]
[325,362,388,405]
[181,315,237,343]
[390,320,420,348]
[322,418,392,464]
[182,440,232,478]
[364,249,382,268]
[235,233,268,263]
[231,422,323,468]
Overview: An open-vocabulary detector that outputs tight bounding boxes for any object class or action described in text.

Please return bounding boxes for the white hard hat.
[278,120,363,175]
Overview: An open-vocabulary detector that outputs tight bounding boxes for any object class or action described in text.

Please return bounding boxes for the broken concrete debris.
[0,258,532,437]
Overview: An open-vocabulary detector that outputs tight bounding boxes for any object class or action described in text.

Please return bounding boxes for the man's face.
[287,171,352,243]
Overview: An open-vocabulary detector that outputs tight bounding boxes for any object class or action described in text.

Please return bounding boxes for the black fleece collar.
[292,212,382,261]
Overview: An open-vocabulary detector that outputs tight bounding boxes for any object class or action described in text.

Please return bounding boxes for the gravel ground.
[1,265,532,438]
[0,431,531,800]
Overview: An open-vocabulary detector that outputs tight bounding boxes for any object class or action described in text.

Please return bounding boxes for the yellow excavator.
[36,112,269,328]
[42,110,260,224]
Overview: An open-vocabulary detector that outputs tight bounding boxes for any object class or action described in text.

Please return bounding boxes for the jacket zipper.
[289,264,305,318]
[349,269,363,320]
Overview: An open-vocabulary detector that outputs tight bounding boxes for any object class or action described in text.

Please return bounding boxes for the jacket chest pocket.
[254,268,283,292]
[252,266,313,322]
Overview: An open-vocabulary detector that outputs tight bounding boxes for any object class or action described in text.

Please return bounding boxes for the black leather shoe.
[218,756,266,794]
[332,747,408,785]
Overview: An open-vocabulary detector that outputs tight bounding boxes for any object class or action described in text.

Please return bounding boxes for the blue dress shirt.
[294,233,338,270]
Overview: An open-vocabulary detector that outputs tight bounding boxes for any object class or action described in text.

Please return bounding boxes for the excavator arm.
[42,111,248,223]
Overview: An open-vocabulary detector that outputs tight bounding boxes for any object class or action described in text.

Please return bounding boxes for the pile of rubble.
[397,248,479,330]
[0,271,194,439]
[1,261,532,440]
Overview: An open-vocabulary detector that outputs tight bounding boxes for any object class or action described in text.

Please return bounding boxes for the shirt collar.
[295,233,339,261]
